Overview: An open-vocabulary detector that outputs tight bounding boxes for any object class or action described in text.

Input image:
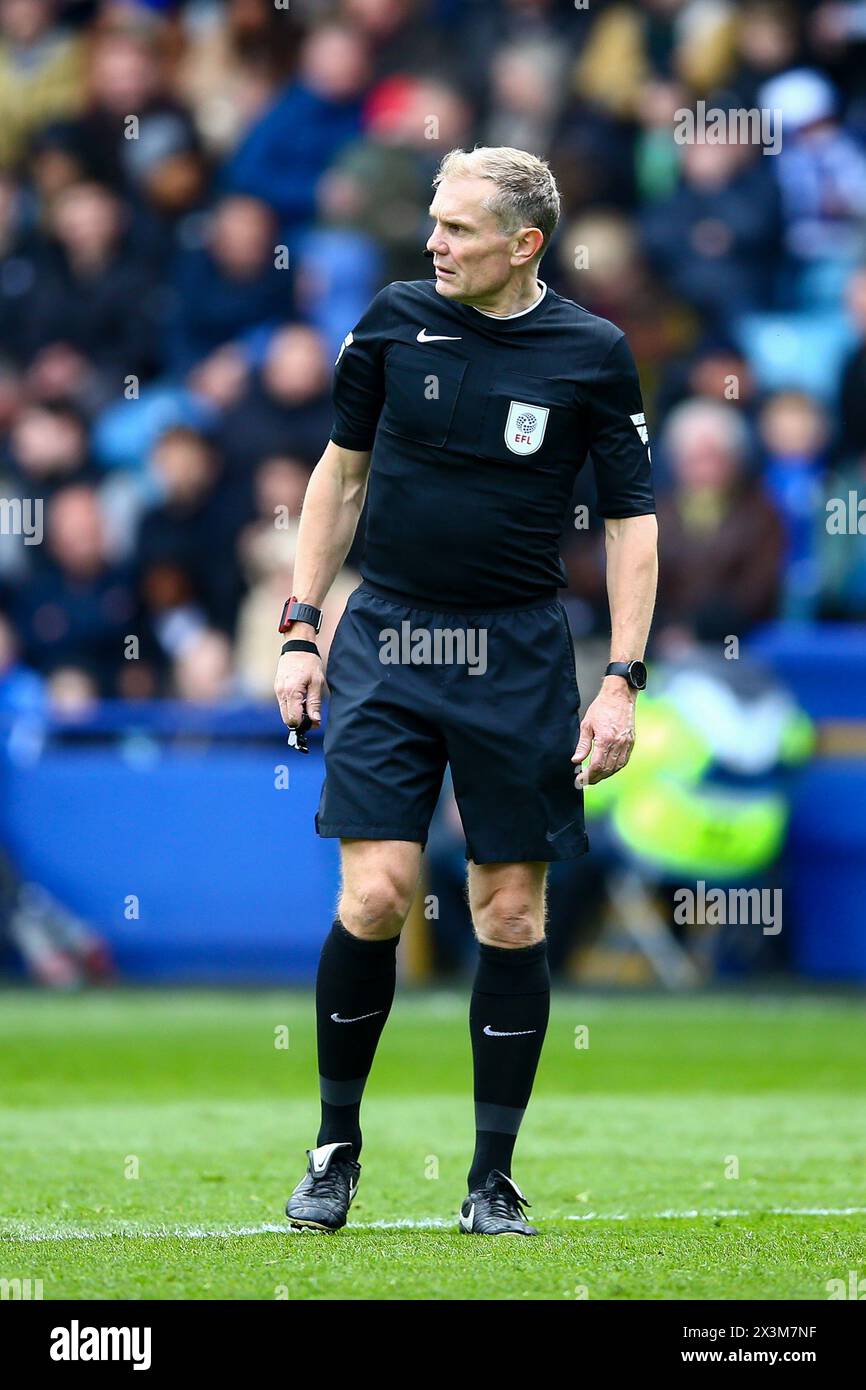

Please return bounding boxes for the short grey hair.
[433,146,561,257]
[663,398,752,462]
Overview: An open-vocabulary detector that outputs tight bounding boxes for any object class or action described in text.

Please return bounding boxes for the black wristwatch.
[605,660,648,691]
[279,596,323,634]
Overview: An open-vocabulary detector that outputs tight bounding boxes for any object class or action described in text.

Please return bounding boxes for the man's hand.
[274,650,325,731]
[571,677,637,788]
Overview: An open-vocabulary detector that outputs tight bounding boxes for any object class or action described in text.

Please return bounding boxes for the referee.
[275,147,658,1236]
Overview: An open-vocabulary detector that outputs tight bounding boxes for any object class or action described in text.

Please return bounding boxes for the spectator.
[655,335,757,420]
[0,0,84,170]
[135,426,246,639]
[641,137,781,328]
[574,0,737,121]
[11,484,136,692]
[318,76,470,284]
[726,0,805,108]
[244,453,310,534]
[632,78,689,206]
[167,194,289,373]
[44,18,199,201]
[557,208,688,368]
[5,400,94,509]
[655,397,785,645]
[758,389,829,615]
[482,39,569,155]
[46,664,99,715]
[222,21,368,230]
[172,627,237,704]
[216,325,332,473]
[92,342,249,477]
[759,67,866,299]
[178,0,299,156]
[343,0,452,83]
[18,181,161,398]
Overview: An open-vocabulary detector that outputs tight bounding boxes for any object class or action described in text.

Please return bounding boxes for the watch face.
[629,661,648,690]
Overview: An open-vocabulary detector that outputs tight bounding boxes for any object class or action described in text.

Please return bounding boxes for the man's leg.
[315,838,422,1160]
[465,860,550,1191]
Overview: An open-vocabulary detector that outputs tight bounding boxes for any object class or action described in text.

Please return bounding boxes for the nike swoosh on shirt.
[416,329,462,342]
[330,1010,383,1024]
[483,1025,537,1037]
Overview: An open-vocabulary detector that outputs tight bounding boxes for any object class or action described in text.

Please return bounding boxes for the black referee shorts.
[315,583,588,865]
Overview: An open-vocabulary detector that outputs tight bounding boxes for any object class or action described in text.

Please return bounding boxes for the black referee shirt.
[330,278,655,609]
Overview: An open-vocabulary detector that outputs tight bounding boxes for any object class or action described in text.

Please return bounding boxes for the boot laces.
[488,1182,529,1222]
[314,1159,352,1198]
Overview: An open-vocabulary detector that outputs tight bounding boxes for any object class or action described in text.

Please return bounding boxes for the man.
[274,146,658,1236]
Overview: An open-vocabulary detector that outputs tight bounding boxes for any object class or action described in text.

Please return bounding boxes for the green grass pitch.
[1,990,864,1300]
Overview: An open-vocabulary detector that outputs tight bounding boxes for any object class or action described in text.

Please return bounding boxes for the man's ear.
[511,227,545,266]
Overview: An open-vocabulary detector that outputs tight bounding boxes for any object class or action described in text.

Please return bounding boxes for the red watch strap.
[278,596,298,634]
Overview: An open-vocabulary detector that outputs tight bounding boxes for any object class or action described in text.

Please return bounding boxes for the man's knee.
[338,844,420,939]
[339,874,411,938]
[472,892,545,948]
[468,863,547,948]
[340,880,405,935]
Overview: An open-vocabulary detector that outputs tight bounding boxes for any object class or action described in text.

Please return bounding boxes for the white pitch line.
[567,1206,866,1222]
[4,1220,453,1241]
[3,1206,865,1243]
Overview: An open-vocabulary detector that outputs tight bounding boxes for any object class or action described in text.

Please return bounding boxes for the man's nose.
[426,227,447,255]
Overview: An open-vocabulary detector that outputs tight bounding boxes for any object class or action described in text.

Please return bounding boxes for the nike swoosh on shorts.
[545,816,582,843]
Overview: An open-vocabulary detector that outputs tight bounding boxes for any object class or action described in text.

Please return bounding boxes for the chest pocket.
[475,371,576,467]
[380,343,468,448]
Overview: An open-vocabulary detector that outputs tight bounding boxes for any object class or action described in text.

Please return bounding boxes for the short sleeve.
[329,286,393,451]
[586,333,655,518]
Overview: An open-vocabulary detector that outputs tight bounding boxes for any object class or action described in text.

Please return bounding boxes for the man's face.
[1,0,52,46]
[426,177,527,303]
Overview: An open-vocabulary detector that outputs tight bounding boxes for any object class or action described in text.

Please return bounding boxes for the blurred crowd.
[0,0,865,713]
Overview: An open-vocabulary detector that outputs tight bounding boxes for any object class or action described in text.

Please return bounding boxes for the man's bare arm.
[572,513,658,787]
[274,441,371,730]
[604,513,658,669]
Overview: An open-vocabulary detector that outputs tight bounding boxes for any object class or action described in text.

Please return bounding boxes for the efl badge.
[505,400,549,455]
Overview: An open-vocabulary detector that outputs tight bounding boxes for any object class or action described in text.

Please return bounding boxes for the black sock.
[468,938,550,1191]
[315,918,399,1162]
